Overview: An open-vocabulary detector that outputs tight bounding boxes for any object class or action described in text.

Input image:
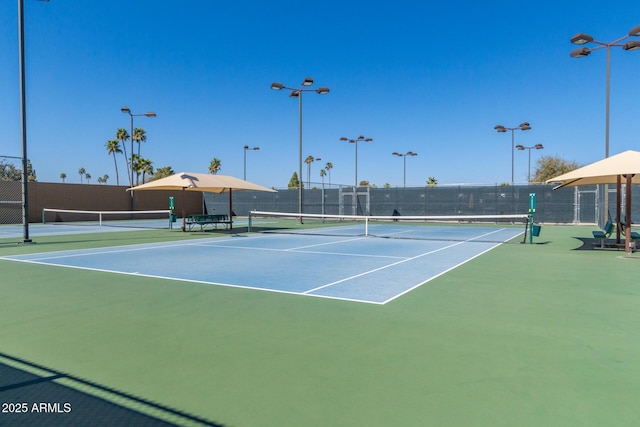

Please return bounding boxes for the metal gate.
[339,186,370,216]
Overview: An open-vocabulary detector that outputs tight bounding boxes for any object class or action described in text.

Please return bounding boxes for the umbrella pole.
[616,175,621,244]
[182,188,186,232]
[625,175,632,254]
[229,189,233,230]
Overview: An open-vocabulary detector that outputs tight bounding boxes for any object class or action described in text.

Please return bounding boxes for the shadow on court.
[0,352,226,427]
[572,237,631,251]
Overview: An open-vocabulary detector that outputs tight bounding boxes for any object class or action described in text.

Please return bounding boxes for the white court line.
[303,228,514,296]
[188,241,407,260]
[380,242,503,304]
[1,227,520,305]
[0,257,385,305]
[304,240,467,294]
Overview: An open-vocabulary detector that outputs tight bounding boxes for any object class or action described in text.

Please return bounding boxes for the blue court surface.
[1,226,523,304]
[0,221,170,238]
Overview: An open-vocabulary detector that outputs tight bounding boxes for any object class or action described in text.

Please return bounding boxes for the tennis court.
[0,221,524,304]
[3,218,640,427]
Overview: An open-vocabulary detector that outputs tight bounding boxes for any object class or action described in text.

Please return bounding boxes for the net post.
[41,208,45,224]
[99,212,103,226]
[528,193,536,244]
[365,216,369,236]
[248,211,252,232]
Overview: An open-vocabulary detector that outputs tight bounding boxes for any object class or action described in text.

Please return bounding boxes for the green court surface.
[1,225,640,426]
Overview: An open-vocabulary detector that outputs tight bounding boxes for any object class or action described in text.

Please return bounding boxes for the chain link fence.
[2,182,637,226]
[0,181,21,224]
[204,183,640,225]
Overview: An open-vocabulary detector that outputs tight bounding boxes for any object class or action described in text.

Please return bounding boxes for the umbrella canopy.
[546,150,640,188]
[127,172,276,231]
[546,150,640,253]
[127,172,276,194]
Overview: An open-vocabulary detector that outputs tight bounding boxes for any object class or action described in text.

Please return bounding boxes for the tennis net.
[42,208,173,229]
[248,210,531,243]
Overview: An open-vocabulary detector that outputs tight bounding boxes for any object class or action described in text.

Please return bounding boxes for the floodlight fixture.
[571,33,594,45]
[494,122,532,183]
[623,40,640,51]
[570,47,591,58]
[270,77,330,220]
[392,151,418,187]
[341,135,373,187]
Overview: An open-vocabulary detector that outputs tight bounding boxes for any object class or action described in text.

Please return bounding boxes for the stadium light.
[570,25,640,228]
[494,122,531,184]
[271,78,329,221]
[243,145,260,180]
[392,151,418,188]
[515,144,544,183]
[340,135,373,187]
[569,24,640,158]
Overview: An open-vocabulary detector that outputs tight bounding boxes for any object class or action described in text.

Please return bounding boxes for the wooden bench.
[185,214,231,231]
[592,220,614,248]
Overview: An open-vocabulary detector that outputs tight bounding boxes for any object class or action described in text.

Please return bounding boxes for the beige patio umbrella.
[127,172,276,231]
[546,150,640,253]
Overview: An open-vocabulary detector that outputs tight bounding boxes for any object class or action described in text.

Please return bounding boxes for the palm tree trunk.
[112,153,120,186]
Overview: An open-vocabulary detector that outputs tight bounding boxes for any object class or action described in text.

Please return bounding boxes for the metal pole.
[601,46,612,226]
[18,0,31,243]
[298,91,303,222]
[403,156,407,188]
[605,45,611,158]
[355,140,358,188]
[243,148,247,180]
[511,129,515,184]
[130,115,134,188]
[527,148,531,183]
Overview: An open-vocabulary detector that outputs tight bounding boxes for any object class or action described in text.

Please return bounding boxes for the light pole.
[340,135,373,187]
[243,145,259,180]
[271,78,329,220]
[392,151,418,188]
[121,107,156,189]
[515,144,543,183]
[570,25,640,159]
[494,122,531,184]
[570,25,640,228]
[17,0,49,243]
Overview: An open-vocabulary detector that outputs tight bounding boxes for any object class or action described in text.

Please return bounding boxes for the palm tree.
[60,172,66,183]
[131,154,141,184]
[85,173,92,184]
[132,128,147,184]
[320,168,326,187]
[151,166,174,181]
[325,162,333,186]
[138,157,153,183]
[106,139,122,185]
[102,174,109,184]
[116,128,131,186]
[78,167,85,184]
[426,177,438,187]
[305,155,315,187]
[208,158,222,175]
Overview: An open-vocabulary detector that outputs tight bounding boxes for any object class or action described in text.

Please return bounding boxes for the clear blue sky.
[1,1,639,188]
